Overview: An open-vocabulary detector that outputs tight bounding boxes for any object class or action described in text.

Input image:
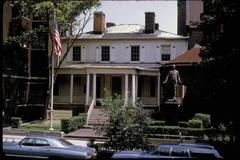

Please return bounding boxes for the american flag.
[53,14,62,63]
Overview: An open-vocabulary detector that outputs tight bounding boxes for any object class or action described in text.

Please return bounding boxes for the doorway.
[112,77,122,96]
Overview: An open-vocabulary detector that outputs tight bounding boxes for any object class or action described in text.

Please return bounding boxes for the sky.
[84,1,177,34]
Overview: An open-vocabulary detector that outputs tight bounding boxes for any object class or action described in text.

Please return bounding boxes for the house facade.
[53,12,188,113]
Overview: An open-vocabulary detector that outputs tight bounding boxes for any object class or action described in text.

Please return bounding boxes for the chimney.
[145,12,155,33]
[93,11,105,34]
[155,23,159,30]
[106,22,116,28]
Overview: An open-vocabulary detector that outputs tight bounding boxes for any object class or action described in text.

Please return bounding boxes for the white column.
[136,75,138,99]
[93,73,97,105]
[124,74,129,105]
[157,73,161,110]
[132,74,136,105]
[86,74,90,105]
[70,74,73,104]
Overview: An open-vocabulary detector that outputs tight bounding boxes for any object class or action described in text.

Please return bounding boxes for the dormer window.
[101,46,110,61]
[73,46,81,61]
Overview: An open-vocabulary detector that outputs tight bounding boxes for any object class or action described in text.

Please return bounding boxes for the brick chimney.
[145,12,155,33]
[93,11,105,34]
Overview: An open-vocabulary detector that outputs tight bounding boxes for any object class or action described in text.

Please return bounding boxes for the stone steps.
[88,106,108,126]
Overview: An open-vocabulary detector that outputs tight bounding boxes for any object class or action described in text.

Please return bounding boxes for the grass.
[20,121,61,131]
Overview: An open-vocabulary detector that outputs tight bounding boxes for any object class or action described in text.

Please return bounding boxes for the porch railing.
[86,98,95,125]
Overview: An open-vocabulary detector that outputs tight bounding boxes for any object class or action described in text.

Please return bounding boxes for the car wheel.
[49,156,64,160]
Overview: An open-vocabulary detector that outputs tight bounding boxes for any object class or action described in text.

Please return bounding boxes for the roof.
[61,63,161,71]
[168,44,201,64]
[63,24,188,40]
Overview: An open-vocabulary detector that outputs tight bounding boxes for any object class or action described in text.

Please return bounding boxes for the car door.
[31,138,51,159]
[14,138,34,157]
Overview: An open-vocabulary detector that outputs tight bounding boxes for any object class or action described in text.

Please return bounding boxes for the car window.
[34,139,50,147]
[190,152,215,159]
[57,138,73,146]
[20,138,34,146]
[154,147,171,156]
[171,147,189,157]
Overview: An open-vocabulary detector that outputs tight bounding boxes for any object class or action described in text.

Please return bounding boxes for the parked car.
[111,143,223,159]
[3,136,97,160]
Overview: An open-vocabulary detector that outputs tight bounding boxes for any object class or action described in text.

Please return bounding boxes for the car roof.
[179,143,215,149]
[23,136,61,140]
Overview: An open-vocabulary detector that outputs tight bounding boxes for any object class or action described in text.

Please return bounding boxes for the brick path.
[65,128,106,140]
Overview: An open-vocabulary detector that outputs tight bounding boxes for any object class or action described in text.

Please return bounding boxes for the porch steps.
[87,106,108,126]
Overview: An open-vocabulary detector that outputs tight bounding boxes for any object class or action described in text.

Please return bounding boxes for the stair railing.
[86,98,95,125]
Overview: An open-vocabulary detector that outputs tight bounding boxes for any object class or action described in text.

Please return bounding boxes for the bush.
[192,113,211,128]
[150,120,166,126]
[11,117,21,128]
[188,119,202,128]
[61,113,86,133]
[178,121,189,128]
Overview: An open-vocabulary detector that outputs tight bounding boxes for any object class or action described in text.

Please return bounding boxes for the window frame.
[72,46,81,61]
[131,45,140,62]
[101,46,110,62]
[161,45,171,61]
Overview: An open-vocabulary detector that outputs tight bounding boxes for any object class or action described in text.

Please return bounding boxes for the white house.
[53,12,188,118]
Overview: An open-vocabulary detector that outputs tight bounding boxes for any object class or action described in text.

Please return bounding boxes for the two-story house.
[53,12,188,118]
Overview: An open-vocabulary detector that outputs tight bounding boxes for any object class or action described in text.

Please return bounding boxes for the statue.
[163,64,182,101]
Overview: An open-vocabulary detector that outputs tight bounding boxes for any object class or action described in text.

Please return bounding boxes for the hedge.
[61,113,86,133]
[192,113,211,128]
[150,120,166,126]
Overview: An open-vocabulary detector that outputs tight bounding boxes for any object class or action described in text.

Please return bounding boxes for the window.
[21,138,34,146]
[171,148,189,157]
[161,45,171,61]
[73,46,81,61]
[150,77,156,97]
[131,46,140,61]
[34,139,50,146]
[101,46,110,61]
[156,147,171,156]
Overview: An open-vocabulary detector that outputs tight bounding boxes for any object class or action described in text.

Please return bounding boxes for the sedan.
[3,136,97,160]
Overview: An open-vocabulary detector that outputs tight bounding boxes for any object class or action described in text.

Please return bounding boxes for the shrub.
[150,120,166,126]
[11,117,21,128]
[61,113,86,133]
[97,93,152,150]
[178,121,189,128]
[188,119,202,128]
[193,113,211,128]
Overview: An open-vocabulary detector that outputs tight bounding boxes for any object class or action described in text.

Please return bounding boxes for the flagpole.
[49,50,54,131]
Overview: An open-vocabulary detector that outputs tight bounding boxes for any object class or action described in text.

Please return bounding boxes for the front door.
[112,77,122,96]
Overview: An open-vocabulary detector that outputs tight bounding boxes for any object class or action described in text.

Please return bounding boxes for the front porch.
[53,65,161,110]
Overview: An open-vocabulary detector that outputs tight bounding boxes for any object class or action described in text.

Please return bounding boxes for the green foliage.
[178,121,189,128]
[150,120,166,126]
[97,93,151,150]
[11,117,22,128]
[188,119,202,128]
[61,113,86,133]
[193,113,211,128]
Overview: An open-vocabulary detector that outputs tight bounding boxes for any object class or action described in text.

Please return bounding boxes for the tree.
[199,0,240,139]
[97,93,152,151]
[3,0,100,120]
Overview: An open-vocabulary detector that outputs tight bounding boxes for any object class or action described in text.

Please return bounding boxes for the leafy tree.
[199,0,240,139]
[97,93,152,151]
[4,0,100,119]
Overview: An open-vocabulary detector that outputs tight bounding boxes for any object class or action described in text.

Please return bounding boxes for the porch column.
[70,74,73,104]
[124,74,129,105]
[157,73,161,109]
[136,75,138,99]
[93,73,97,105]
[86,74,90,105]
[132,74,136,105]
